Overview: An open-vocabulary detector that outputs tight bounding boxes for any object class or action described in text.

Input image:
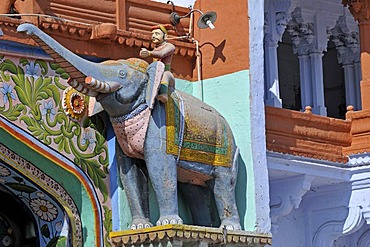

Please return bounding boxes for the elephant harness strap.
[110,104,150,159]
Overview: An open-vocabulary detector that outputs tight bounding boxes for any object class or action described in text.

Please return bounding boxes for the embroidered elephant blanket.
[166,89,234,167]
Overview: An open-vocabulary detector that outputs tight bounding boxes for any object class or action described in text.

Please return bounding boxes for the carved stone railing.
[110,225,272,247]
[265,106,351,162]
[343,108,370,155]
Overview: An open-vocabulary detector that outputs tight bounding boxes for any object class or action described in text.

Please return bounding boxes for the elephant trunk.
[17,23,125,94]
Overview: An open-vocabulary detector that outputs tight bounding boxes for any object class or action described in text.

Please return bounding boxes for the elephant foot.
[156,215,183,226]
[220,217,242,231]
[130,218,153,230]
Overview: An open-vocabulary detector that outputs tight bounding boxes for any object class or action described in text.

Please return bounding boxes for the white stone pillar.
[343,64,357,108]
[309,52,327,115]
[331,15,361,110]
[297,54,313,109]
[354,62,362,109]
[264,0,291,107]
[264,43,282,107]
[286,7,330,116]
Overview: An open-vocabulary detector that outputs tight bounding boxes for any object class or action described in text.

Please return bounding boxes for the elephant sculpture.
[17,23,242,230]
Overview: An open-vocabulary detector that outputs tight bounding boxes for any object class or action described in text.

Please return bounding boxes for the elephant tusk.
[67,78,98,97]
[85,76,123,93]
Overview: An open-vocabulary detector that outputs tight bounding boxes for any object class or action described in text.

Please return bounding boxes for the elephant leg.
[212,148,241,230]
[116,142,152,229]
[179,183,213,227]
[144,149,182,225]
[144,103,182,225]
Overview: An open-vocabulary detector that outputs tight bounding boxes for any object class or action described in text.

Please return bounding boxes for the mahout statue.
[139,24,175,103]
[17,23,241,230]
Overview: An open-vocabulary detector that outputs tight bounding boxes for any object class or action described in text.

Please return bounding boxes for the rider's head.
[151,24,170,44]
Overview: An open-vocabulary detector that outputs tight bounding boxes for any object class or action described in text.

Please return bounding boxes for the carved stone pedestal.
[110,225,272,247]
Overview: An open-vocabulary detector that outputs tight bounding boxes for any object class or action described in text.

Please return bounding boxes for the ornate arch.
[0,143,82,246]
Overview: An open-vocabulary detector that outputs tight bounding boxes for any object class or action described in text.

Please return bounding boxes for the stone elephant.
[17,23,242,230]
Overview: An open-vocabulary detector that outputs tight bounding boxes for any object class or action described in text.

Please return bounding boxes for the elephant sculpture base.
[109,224,272,247]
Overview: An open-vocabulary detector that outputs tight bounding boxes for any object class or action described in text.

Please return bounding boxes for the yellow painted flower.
[62,87,86,120]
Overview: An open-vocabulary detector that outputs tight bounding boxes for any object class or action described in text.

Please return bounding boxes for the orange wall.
[193,0,249,80]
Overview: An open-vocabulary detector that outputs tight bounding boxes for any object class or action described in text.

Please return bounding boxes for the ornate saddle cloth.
[166,89,234,167]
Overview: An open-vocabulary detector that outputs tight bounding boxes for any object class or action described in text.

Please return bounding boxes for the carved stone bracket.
[331,15,360,65]
[343,176,370,234]
[286,7,330,55]
[264,0,292,47]
[110,225,272,247]
[269,175,315,234]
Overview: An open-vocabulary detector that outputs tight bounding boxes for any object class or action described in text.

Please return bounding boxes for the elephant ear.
[145,61,164,109]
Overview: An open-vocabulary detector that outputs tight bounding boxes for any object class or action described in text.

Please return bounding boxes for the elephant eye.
[118,70,126,78]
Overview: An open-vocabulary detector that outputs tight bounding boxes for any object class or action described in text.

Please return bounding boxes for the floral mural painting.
[0,56,109,202]
[0,55,112,245]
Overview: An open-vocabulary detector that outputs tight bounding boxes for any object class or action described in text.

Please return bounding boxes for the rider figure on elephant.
[139,24,175,103]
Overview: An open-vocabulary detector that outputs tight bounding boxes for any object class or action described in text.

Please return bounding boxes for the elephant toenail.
[145,224,151,228]
[226,225,233,230]
[170,219,177,224]
[131,225,137,230]
[156,220,161,226]
[163,219,169,225]
[138,223,144,229]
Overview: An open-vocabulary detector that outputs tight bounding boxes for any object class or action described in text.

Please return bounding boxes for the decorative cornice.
[348,153,370,165]
[0,16,196,58]
[110,225,272,247]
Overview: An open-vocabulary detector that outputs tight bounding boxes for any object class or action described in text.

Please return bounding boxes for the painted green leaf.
[35,59,48,75]
[19,58,29,66]
[49,63,60,70]
[41,224,50,238]
[0,104,25,121]
[12,176,23,182]
[14,85,30,106]
[60,73,69,80]
[103,206,112,247]
[0,59,17,75]
[55,68,65,74]
[46,236,67,247]
[5,182,37,194]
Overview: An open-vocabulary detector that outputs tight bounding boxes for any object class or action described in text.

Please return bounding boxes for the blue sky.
[152,0,195,8]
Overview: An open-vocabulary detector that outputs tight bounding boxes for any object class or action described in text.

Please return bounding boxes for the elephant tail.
[232,146,240,178]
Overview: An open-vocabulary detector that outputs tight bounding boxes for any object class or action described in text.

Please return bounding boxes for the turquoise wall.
[176,70,256,230]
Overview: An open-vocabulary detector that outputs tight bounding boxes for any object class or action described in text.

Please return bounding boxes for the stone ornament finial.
[304,106,312,114]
